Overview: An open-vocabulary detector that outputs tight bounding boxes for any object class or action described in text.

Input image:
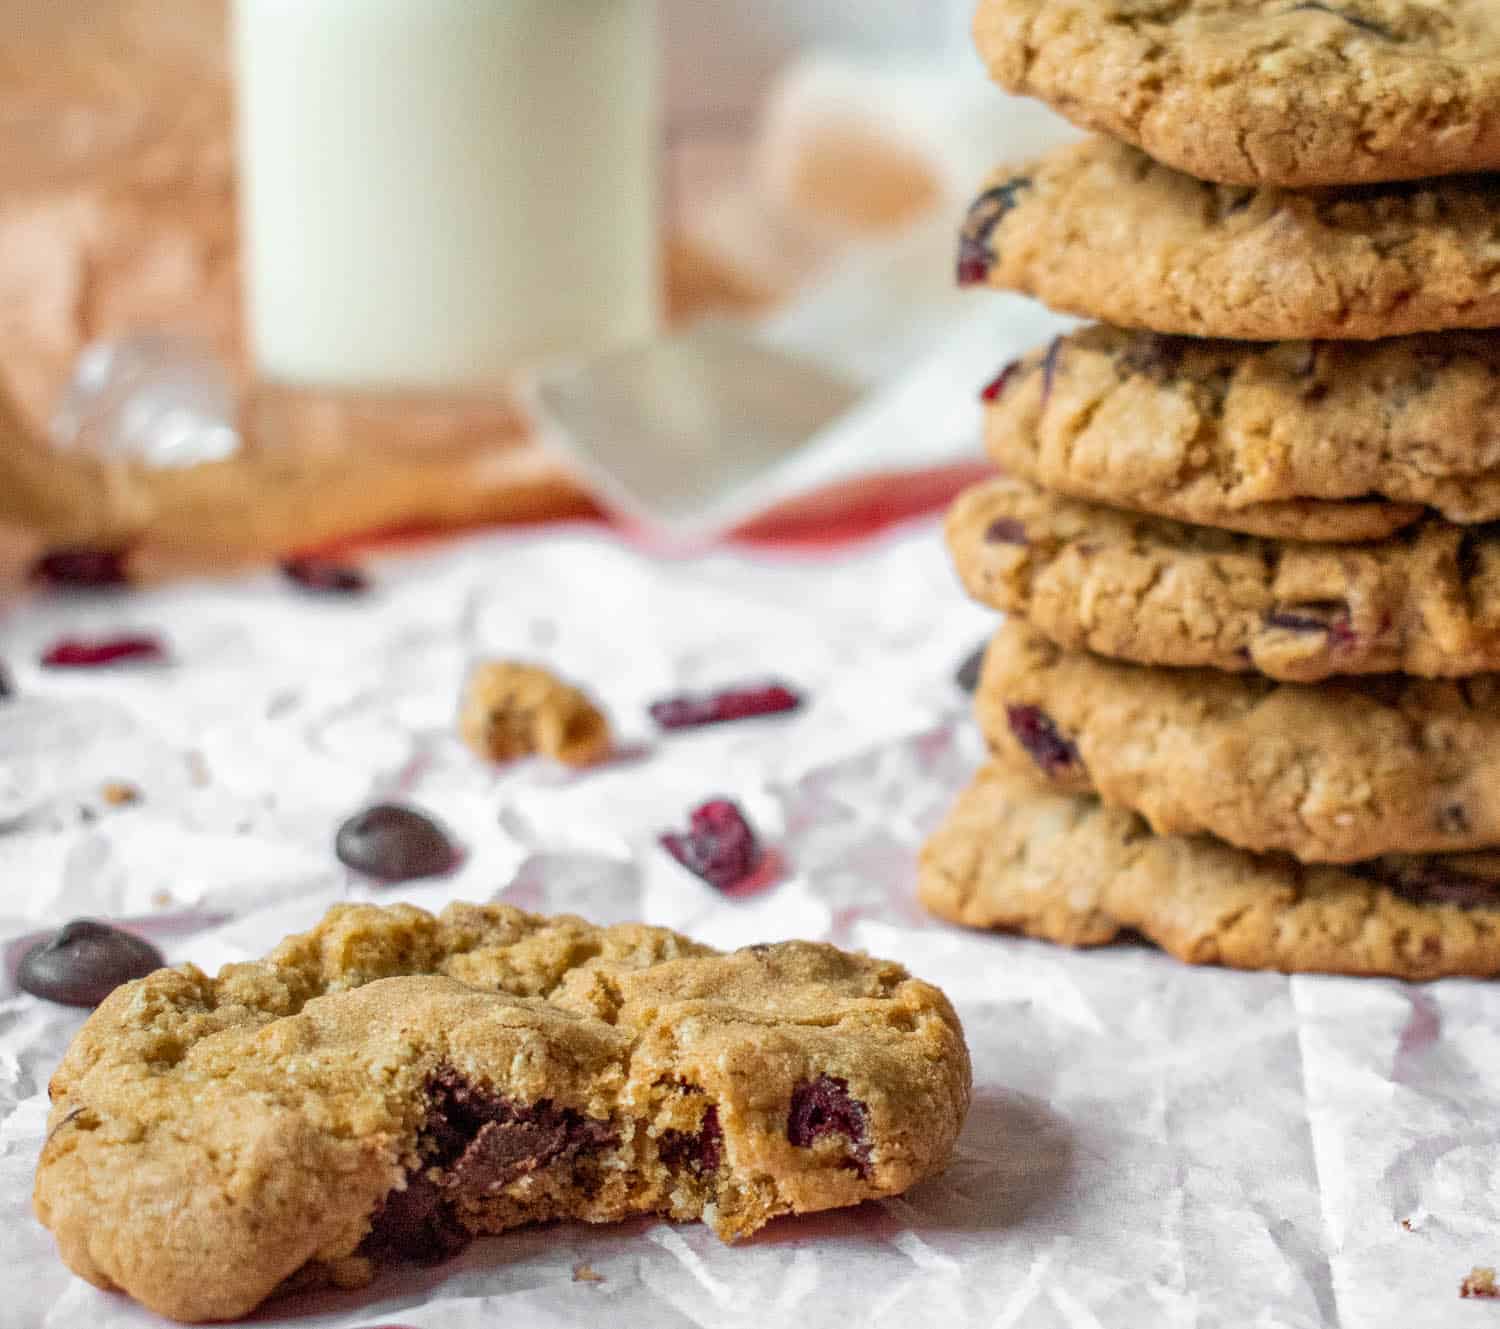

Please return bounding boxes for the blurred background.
[0,0,1074,580]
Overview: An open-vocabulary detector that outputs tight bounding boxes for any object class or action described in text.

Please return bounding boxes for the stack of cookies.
[920,0,1500,980]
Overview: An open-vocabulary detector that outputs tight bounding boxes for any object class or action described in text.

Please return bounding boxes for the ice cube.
[50,334,241,468]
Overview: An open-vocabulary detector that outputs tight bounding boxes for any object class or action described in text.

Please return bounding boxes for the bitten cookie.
[32,903,970,1323]
[947,478,1500,682]
[959,137,1500,340]
[920,764,1500,979]
[983,325,1500,538]
[973,0,1500,187]
[977,619,1500,863]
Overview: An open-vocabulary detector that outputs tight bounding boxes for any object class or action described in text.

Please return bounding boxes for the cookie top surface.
[961,138,1500,340]
[985,325,1500,538]
[977,618,1500,863]
[33,902,969,1323]
[974,0,1500,187]
[920,764,1500,979]
[948,478,1500,682]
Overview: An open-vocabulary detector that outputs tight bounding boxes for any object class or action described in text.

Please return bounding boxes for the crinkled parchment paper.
[2,509,1499,1328]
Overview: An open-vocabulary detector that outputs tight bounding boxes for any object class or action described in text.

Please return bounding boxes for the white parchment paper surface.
[2,283,1499,1327]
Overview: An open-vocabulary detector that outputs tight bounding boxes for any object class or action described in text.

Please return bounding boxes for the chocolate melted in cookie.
[361,1068,616,1266]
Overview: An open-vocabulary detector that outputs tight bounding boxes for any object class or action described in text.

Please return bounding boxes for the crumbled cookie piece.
[32,902,970,1323]
[1462,1267,1500,1298]
[99,782,141,808]
[460,662,612,767]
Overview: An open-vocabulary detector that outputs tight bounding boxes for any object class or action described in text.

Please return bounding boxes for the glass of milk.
[232,0,659,395]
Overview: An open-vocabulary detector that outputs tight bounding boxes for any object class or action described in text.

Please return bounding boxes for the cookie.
[976,618,1500,863]
[32,902,969,1323]
[959,137,1500,340]
[459,662,613,767]
[984,325,1500,538]
[919,763,1500,979]
[972,0,1500,188]
[947,477,1500,682]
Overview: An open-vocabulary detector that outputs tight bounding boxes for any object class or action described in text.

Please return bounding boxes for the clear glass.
[232,0,659,395]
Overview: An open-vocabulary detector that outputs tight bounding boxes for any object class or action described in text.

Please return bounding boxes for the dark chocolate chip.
[954,643,987,694]
[984,517,1028,546]
[1005,704,1083,776]
[335,804,460,882]
[360,1172,470,1267]
[362,1068,615,1268]
[1119,334,1191,382]
[787,1075,872,1176]
[957,178,1032,285]
[1351,860,1500,910]
[16,920,163,1007]
[659,1104,723,1176]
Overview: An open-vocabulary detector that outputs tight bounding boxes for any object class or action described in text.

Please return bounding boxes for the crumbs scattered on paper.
[1461,1267,1499,1299]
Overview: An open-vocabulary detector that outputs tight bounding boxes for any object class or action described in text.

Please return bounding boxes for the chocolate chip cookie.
[985,325,1500,539]
[973,0,1500,187]
[920,764,1500,979]
[948,478,1500,682]
[977,619,1500,863]
[33,903,970,1323]
[960,137,1500,340]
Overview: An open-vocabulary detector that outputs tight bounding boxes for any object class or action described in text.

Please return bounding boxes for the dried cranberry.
[957,177,1031,285]
[41,635,166,669]
[660,799,761,890]
[649,683,802,731]
[787,1075,872,1176]
[335,804,460,882]
[30,547,130,589]
[980,362,1019,403]
[281,556,369,595]
[984,517,1028,545]
[1006,704,1082,776]
[16,920,163,1007]
[955,643,987,693]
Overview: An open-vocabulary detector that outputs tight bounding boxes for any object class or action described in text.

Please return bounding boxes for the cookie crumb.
[101,782,141,807]
[1400,1218,1413,1231]
[460,662,612,767]
[1462,1268,1500,1299]
[572,1262,604,1284]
